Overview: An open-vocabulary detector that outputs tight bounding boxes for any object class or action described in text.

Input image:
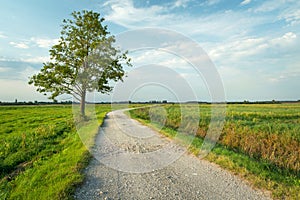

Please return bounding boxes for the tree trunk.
[80,90,86,117]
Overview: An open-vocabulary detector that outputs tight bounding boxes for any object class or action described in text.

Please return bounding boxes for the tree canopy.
[29,10,131,116]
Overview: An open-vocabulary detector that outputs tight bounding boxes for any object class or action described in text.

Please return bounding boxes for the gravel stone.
[74,110,271,200]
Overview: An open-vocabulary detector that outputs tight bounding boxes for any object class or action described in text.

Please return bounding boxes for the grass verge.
[0,105,111,199]
[129,110,300,200]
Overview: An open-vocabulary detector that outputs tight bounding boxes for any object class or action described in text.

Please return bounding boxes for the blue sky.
[0,0,299,102]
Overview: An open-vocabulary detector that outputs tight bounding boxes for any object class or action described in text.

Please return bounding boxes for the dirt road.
[74,110,271,200]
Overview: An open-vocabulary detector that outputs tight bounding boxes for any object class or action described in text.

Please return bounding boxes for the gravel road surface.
[74,110,271,200]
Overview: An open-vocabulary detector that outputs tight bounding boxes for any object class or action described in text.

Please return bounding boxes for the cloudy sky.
[0,0,299,102]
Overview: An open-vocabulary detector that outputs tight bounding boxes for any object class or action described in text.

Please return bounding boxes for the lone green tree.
[29,10,131,117]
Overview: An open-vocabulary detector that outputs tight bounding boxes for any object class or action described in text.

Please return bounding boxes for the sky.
[0,0,299,102]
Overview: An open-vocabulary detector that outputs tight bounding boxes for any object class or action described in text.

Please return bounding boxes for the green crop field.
[1,103,300,199]
[0,104,111,199]
[129,103,300,199]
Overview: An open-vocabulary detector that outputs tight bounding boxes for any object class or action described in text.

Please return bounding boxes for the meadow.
[129,103,300,199]
[1,103,299,199]
[0,104,111,199]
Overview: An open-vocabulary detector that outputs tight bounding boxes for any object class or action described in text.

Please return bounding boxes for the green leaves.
[29,10,131,114]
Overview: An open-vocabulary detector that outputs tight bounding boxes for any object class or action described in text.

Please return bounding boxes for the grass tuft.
[0,105,111,199]
[129,104,300,199]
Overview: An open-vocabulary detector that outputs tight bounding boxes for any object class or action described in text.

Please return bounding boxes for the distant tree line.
[0,100,73,106]
[0,99,299,106]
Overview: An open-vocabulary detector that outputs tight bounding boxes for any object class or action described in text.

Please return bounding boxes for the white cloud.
[103,0,269,40]
[267,75,286,83]
[173,0,190,8]
[254,0,283,13]
[18,66,40,80]
[0,55,50,64]
[21,56,50,63]
[158,57,189,69]
[0,67,11,72]
[279,9,300,26]
[208,32,297,62]
[208,37,266,61]
[203,0,222,6]
[103,0,169,28]
[206,30,300,100]
[30,37,58,48]
[240,0,251,6]
[266,62,300,83]
[0,57,18,62]
[270,32,297,46]
[9,41,29,49]
[249,0,300,27]
[0,32,7,38]
[127,37,210,71]
[253,0,299,14]
[9,37,58,50]
[129,49,189,70]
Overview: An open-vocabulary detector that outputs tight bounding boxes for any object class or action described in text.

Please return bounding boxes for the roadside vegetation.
[129,103,300,199]
[1,103,299,199]
[0,104,111,199]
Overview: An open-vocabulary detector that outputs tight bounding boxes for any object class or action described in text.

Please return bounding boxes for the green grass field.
[0,104,111,199]
[129,103,300,199]
[1,103,300,199]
